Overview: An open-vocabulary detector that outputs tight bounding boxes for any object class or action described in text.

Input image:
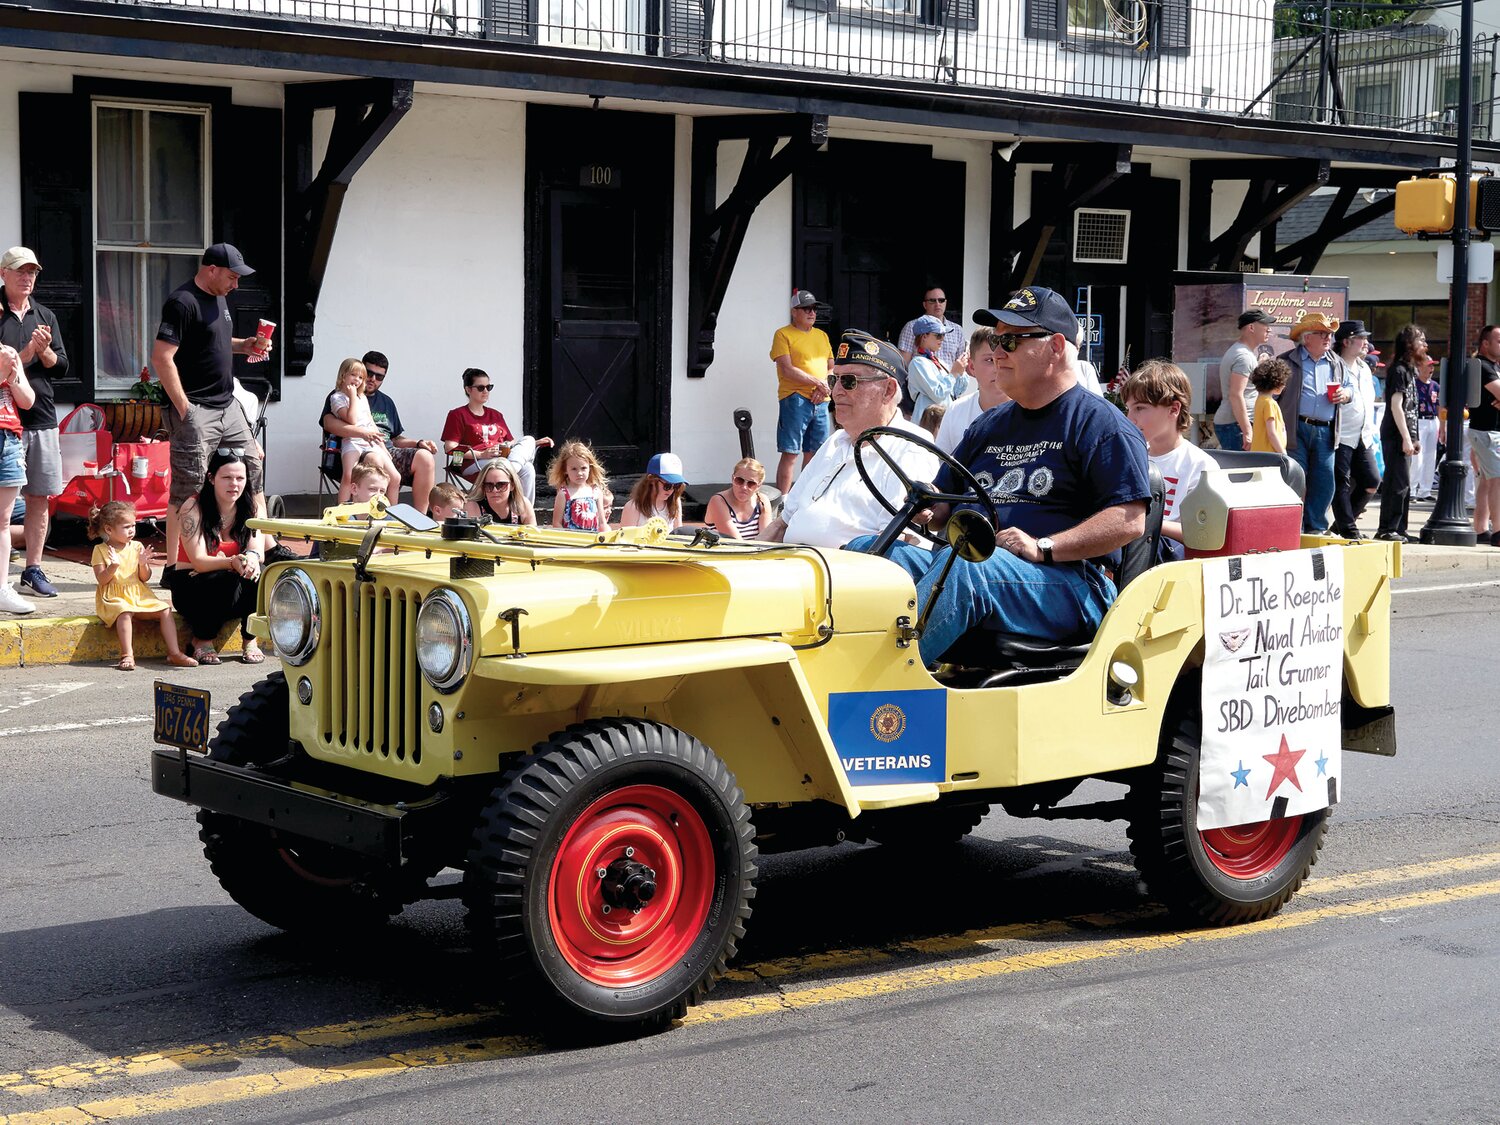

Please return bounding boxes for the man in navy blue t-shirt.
[859,286,1151,666]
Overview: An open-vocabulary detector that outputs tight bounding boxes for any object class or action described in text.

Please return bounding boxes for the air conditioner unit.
[1074,208,1131,265]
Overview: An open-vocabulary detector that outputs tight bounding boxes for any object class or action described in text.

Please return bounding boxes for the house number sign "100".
[579,164,622,188]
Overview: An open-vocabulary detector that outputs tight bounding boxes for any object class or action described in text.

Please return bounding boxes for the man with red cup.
[1274,311,1353,534]
[151,243,270,583]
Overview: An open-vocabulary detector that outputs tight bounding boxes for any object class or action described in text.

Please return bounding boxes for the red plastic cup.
[247,319,276,364]
[1325,381,1340,403]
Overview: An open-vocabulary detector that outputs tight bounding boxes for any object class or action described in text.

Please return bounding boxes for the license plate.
[154,682,211,753]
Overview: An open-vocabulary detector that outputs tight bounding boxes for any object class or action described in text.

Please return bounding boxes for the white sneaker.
[0,583,35,615]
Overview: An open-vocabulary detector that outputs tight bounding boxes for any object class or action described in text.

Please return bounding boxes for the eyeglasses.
[827,372,890,390]
[483,480,511,491]
[732,475,761,487]
[214,447,245,458]
[469,384,493,392]
[996,332,1053,352]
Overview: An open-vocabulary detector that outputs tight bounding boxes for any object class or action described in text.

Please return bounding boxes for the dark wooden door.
[793,140,965,346]
[527,107,672,477]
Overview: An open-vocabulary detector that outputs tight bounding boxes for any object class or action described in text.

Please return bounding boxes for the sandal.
[116,656,136,672]
[193,647,222,665]
[167,652,200,668]
[241,644,265,665]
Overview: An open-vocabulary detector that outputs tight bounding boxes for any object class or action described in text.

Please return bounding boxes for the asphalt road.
[2,576,1498,1124]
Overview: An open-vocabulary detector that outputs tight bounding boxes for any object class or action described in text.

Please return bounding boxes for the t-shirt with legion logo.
[155,281,236,409]
[939,383,1151,551]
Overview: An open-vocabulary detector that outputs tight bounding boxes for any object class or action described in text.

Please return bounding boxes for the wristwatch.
[1037,537,1055,564]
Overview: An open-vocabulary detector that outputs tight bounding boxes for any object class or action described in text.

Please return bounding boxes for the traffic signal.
[1394,174,1482,234]
[1478,177,1500,233]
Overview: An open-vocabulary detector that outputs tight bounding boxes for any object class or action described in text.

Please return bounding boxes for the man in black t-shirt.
[151,243,271,576]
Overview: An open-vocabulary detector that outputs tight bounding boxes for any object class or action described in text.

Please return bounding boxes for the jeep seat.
[941,465,1166,675]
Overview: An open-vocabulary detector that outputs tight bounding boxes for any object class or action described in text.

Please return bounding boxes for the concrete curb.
[0,612,245,668]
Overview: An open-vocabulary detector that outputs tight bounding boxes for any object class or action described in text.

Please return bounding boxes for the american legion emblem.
[870,702,906,743]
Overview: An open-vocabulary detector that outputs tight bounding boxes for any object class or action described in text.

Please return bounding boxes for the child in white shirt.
[1121,359,1217,558]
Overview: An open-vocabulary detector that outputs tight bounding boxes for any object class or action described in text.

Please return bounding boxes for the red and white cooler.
[1180,467,1303,558]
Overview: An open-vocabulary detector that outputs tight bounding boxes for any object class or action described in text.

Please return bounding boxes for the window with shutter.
[482,0,535,41]
[1158,0,1190,55]
[938,0,978,32]
[663,0,712,57]
[1025,0,1063,40]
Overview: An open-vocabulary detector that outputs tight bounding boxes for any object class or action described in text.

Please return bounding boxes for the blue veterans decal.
[827,689,945,785]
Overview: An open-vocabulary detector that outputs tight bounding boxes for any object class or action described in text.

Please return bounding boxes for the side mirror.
[946,508,996,563]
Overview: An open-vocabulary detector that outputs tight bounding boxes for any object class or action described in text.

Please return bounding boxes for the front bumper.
[151,749,450,863]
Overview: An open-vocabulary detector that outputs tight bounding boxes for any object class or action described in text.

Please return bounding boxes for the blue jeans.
[1291,418,1336,532]
[777,394,830,454]
[1214,422,1245,452]
[848,536,1116,666]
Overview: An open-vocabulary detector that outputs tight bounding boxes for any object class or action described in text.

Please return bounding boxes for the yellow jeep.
[151,433,1396,1032]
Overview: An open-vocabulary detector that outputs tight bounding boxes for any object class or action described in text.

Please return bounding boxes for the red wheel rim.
[1199,815,1303,879]
[547,784,714,987]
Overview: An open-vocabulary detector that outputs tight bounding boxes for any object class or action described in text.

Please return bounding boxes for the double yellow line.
[4,851,1498,1125]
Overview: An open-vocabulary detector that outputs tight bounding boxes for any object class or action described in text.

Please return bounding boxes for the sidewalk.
[2,499,1497,667]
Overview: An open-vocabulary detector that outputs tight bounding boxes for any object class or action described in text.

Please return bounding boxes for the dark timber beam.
[1187,158,1328,271]
[995,144,1132,292]
[1266,188,1399,275]
[283,78,413,378]
[688,113,827,378]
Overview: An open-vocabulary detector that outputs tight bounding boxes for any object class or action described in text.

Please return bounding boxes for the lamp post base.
[1420,458,1478,546]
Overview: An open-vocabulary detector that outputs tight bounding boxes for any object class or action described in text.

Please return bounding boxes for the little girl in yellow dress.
[89,502,197,671]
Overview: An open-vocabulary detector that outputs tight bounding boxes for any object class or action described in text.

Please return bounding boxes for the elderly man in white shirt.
[761,330,940,549]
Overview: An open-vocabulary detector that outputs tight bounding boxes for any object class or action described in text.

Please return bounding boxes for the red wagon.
[50,402,172,522]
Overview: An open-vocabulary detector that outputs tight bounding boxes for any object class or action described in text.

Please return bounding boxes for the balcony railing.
[111,0,1495,131]
[1268,23,1499,140]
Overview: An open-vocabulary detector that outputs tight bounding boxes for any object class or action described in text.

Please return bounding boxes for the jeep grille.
[315,575,424,768]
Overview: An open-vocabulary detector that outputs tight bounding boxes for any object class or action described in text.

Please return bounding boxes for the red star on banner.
[1263,734,1307,800]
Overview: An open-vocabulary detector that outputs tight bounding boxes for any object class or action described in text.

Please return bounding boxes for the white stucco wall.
[1320,246,1447,303]
[271,91,527,496]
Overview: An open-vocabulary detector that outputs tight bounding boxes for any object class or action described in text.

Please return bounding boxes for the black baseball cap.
[1238,309,1278,328]
[834,330,906,381]
[202,243,255,277]
[974,286,1078,338]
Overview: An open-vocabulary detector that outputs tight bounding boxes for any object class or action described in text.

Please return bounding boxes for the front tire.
[1127,677,1328,926]
[464,718,757,1030]
[197,672,406,932]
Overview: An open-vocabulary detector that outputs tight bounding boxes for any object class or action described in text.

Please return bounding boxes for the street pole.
[1422,0,1479,546]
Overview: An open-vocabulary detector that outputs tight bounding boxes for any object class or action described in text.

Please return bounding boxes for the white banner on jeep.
[1198,549,1343,831]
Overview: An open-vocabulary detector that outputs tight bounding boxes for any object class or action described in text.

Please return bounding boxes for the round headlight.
[416,590,472,693]
[268,569,319,665]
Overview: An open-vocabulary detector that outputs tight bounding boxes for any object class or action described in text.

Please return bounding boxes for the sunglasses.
[469,384,493,391]
[214,447,245,459]
[996,332,1054,352]
[483,480,511,491]
[366,371,386,381]
[924,297,947,303]
[827,372,890,390]
[732,475,761,487]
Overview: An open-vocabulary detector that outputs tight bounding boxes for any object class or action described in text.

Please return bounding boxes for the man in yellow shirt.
[769,290,833,493]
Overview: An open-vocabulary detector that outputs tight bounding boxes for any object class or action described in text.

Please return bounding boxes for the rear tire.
[1127,676,1328,926]
[464,718,757,1030]
[197,673,406,933]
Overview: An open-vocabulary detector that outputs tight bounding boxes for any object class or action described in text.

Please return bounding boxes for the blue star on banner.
[1231,761,1251,789]
[1315,752,1329,777]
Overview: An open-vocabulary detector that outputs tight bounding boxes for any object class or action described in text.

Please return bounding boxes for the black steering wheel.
[851,426,1000,556]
